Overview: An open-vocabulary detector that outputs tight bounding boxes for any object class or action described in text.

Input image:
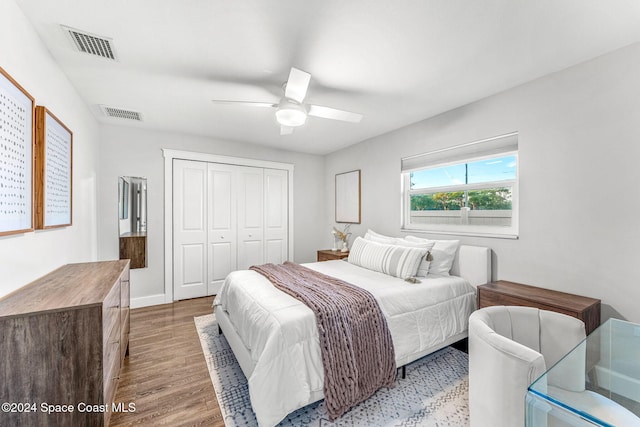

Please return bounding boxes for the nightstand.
[317,249,349,262]
[477,280,601,335]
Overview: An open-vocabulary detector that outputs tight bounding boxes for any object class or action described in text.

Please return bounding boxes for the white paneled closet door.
[173,159,290,300]
[236,166,265,270]
[264,168,288,264]
[173,159,208,300]
[207,163,237,295]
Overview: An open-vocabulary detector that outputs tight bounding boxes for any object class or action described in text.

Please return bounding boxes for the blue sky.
[410,155,517,189]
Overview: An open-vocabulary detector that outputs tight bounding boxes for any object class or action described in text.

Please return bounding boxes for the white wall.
[0,1,100,297]
[97,125,325,306]
[6,0,637,323]
[325,43,640,323]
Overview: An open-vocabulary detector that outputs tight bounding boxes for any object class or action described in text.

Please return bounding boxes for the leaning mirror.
[118,176,147,268]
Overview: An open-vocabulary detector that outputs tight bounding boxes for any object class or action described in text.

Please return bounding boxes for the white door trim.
[163,149,295,303]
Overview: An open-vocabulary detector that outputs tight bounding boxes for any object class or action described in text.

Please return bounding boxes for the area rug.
[195,314,470,426]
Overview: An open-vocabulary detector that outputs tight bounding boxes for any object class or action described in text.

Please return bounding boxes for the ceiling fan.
[211,67,363,135]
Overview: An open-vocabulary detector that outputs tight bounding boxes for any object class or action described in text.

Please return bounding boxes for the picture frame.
[34,106,73,229]
[335,169,361,223]
[0,67,35,236]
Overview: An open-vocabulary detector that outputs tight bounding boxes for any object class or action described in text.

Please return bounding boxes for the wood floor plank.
[110,296,224,427]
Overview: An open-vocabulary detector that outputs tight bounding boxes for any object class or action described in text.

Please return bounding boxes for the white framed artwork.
[0,67,35,236]
[35,106,73,229]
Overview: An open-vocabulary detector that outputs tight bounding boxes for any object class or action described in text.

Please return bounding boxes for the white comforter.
[214,260,476,427]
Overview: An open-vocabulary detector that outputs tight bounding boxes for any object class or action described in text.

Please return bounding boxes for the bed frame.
[215,244,491,380]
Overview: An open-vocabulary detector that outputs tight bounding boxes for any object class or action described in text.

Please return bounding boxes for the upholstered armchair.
[468,306,586,427]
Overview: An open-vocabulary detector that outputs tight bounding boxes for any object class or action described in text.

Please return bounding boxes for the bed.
[213,244,491,427]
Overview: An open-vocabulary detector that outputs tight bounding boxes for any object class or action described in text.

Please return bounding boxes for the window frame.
[401,151,519,239]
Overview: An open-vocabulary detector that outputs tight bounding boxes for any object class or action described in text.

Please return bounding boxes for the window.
[401,133,518,238]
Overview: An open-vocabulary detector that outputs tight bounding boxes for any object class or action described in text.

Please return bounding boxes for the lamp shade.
[276,98,307,127]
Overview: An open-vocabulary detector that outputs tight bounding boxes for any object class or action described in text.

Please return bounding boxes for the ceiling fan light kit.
[275,98,307,127]
[211,67,363,134]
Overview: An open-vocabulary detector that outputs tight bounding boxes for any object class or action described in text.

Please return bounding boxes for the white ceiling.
[16,0,640,155]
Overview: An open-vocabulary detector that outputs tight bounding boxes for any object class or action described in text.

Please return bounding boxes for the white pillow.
[363,230,435,276]
[348,236,428,279]
[363,229,396,244]
[405,236,460,276]
[392,239,435,277]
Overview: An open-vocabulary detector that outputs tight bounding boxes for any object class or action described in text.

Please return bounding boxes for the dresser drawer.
[102,282,121,351]
[120,272,130,310]
[121,264,130,283]
[103,311,121,384]
[103,341,121,426]
[317,250,349,262]
[317,253,333,262]
[120,267,130,364]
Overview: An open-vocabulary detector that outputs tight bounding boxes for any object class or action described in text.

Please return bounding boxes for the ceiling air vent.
[61,25,117,60]
[100,106,143,121]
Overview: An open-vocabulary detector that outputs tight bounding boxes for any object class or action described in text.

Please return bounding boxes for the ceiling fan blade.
[211,100,276,108]
[308,105,363,123]
[284,67,311,103]
[280,125,295,135]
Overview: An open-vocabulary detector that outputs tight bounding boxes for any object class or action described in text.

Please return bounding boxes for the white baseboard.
[131,294,168,309]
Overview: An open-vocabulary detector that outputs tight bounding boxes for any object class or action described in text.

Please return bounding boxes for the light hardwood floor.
[110,296,225,426]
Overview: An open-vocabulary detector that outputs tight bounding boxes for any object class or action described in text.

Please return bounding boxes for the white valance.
[401,132,518,173]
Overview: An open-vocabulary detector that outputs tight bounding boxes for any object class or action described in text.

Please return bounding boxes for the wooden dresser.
[0,260,130,426]
[477,280,601,335]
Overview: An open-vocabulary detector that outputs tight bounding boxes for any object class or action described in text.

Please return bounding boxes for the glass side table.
[526,319,640,426]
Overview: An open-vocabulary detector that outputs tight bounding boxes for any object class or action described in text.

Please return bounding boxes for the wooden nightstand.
[317,249,349,262]
[477,280,601,335]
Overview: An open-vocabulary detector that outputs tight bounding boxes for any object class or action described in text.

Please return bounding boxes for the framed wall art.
[335,169,361,223]
[0,67,35,236]
[35,106,73,229]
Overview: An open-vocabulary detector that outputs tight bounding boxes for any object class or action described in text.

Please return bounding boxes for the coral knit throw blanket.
[250,261,396,420]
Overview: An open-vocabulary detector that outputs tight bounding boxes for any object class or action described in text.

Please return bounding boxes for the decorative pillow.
[405,236,460,276]
[392,239,435,277]
[348,236,428,279]
[363,230,435,276]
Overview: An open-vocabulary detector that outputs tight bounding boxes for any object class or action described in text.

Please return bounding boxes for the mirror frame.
[118,176,147,269]
[335,169,361,223]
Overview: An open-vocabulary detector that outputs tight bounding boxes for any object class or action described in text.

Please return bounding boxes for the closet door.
[264,168,289,264]
[173,159,208,300]
[236,166,264,270]
[172,157,291,300]
[207,163,237,295]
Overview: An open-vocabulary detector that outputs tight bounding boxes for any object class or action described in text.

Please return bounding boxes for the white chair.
[468,306,585,427]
